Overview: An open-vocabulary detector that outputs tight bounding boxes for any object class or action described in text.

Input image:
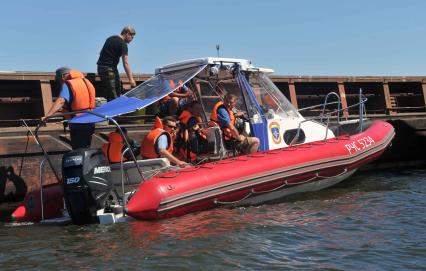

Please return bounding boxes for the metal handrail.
[321,92,341,124]
[35,110,146,186]
[39,158,47,221]
[28,110,149,222]
[359,88,365,132]
[120,147,131,215]
[290,91,368,146]
[298,101,341,112]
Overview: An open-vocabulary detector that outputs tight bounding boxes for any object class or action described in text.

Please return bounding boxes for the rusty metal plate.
[0,135,71,156]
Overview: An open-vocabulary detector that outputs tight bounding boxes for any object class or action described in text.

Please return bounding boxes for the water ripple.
[1,169,425,270]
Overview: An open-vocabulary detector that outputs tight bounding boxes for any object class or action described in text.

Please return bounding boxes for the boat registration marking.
[345,136,375,154]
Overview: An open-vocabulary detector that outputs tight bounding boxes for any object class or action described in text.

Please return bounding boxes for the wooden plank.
[422,83,426,107]
[288,82,298,109]
[59,133,108,149]
[0,72,150,81]
[99,131,148,144]
[2,72,426,84]
[0,135,71,156]
[0,97,35,103]
[338,82,349,118]
[40,80,53,116]
[383,82,396,115]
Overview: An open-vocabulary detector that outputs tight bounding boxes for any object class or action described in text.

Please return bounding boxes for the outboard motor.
[62,148,112,224]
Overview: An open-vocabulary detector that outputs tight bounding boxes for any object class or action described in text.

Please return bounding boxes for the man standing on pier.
[97,26,137,101]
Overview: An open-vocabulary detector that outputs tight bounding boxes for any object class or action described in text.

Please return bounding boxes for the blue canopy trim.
[236,71,269,151]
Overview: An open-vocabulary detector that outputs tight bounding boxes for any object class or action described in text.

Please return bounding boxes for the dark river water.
[1,169,425,270]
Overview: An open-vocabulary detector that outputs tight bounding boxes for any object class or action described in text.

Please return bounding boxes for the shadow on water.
[380,119,426,163]
[0,166,27,203]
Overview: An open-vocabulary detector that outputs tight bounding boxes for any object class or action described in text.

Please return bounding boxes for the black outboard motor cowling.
[62,148,113,225]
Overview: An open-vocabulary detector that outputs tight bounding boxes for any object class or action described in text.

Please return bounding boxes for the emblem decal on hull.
[269,122,282,144]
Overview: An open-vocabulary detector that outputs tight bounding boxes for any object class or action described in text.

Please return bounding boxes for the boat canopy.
[154,57,273,74]
[70,57,292,124]
[70,64,207,123]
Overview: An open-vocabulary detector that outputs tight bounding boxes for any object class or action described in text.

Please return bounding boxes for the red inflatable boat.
[126,121,394,220]
[11,58,395,225]
[11,183,63,222]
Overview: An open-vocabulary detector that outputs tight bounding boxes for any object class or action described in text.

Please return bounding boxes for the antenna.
[216,44,220,57]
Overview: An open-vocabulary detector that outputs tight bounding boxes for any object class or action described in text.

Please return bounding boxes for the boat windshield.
[194,76,254,121]
[125,65,206,101]
[246,72,301,119]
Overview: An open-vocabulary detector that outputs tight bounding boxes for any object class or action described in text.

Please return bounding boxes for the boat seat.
[109,158,172,187]
[205,124,237,160]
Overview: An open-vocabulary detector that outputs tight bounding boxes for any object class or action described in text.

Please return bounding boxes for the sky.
[1,0,425,76]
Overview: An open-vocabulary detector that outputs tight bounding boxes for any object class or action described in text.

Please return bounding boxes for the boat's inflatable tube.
[11,183,63,222]
[126,121,394,220]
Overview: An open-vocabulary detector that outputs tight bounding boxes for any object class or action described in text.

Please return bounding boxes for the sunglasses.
[166,124,177,130]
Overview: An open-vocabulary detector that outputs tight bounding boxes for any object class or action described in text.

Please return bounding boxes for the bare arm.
[41,97,65,121]
[122,54,136,88]
[234,111,245,118]
[169,92,191,98]
[158,149,187,167]
[226,122,245,141]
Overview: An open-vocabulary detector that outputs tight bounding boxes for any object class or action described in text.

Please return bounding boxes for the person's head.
[188,101,203,117]
[224,93,238,110]
[55,67,71,83]
[121,26,136,43]
[261,94,278,110]
[162,116,178,135]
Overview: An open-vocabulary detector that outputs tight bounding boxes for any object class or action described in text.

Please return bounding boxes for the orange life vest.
[210,101,235,140]
[177,110,197,162]
[159,95,172,104]
[63,70,96,119]
[159,80,185,104]
[141,117,173,159]
[102,132,126,163]
[262,95,278,109]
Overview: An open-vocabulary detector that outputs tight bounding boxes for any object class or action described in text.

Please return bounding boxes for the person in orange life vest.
[177,101,208,162]
[141,116,188,167]
[210,93,260,155]
[41,67,95,150]
[102,127,141,163]
[261,94,279,112]
[158,83,193,117]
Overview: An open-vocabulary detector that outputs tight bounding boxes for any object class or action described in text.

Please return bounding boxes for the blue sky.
[1,0,425,76]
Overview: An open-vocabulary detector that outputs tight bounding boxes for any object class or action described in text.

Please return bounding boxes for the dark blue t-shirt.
[97,35,128,67]
[187,117,198,130]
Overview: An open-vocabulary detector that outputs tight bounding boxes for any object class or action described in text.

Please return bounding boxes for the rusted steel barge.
[0,71,425,217]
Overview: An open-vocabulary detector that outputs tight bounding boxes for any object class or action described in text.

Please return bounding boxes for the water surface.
[1,169,425,270]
